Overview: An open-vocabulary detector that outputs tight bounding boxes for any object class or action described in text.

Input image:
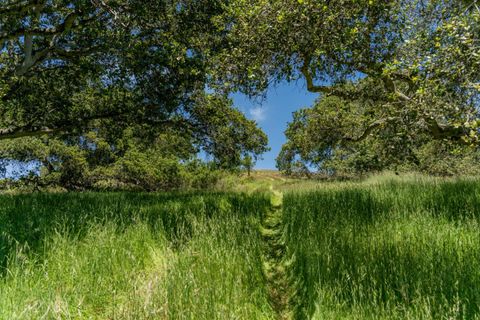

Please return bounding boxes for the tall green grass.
[0,192,274,319]
[3,177,480,319]
[284,179,480,319]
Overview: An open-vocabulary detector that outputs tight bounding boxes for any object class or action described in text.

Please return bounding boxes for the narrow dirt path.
[260,186,292,320]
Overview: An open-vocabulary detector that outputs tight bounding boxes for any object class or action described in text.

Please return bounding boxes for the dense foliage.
[213,0,480,174]
[277,94,480,177]
[0,94,268,190]
[0,1,269,190]
[2,0,480,184]
[0,0,228,139]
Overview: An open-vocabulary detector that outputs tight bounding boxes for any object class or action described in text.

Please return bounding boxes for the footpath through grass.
[1,175,480,319]
[260,187,292,320]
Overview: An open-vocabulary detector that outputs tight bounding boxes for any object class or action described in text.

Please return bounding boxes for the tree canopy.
[0,0,227,139]
[2,0,480,186]
[0,0,269,189]
[213,0,480,145]
[277,93,480,177]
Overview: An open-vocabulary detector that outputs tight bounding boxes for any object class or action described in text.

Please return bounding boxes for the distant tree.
[190,94,269,170]
[242,155,254,176]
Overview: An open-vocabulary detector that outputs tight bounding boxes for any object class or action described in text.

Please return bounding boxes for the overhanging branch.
[341,115,470,145]
[425,118,468,142]
[382,75,411,102]
[0,105,164,141]
[0,104,191,141]
[300,55,413,103]
[0,126,62,140]
[300,56,333,94]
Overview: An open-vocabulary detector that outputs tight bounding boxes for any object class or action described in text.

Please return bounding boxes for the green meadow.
[0,192,274,319]
[3,1,479,319]
[284,178,480,319]
[1,175,480,319]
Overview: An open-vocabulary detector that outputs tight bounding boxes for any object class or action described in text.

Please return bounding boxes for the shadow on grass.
[0,191,270,274]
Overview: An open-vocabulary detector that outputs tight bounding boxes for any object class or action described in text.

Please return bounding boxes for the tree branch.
[425,118,468,142]
[391,72,416,92]
[0,102,186,141]
[15,39,53,76]
[382,75,412,102]
[0,109,134,141]
[342,115,470,145]
[0,125,63,140]
[301,55,413,103]
[300,56,333,94]
[343,117,397,142]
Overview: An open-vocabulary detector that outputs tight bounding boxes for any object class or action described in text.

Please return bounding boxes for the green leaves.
[213,0,480,149]
[212,0,402,94]
[190,94,269,169]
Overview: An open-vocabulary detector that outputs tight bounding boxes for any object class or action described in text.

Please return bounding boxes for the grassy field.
[284,178,480,320]
[0,192,274,319]
[1,174,480,319]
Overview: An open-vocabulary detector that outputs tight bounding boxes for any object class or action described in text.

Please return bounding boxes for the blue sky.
[2,160,39,179]
[233,80,318,169]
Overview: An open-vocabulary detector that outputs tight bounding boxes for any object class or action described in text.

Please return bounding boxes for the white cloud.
[249,106,267,122]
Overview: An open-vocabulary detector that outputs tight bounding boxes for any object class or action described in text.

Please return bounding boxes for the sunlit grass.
[0,192,274,319]
[284,179,480,319]
[2,176,480,319]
